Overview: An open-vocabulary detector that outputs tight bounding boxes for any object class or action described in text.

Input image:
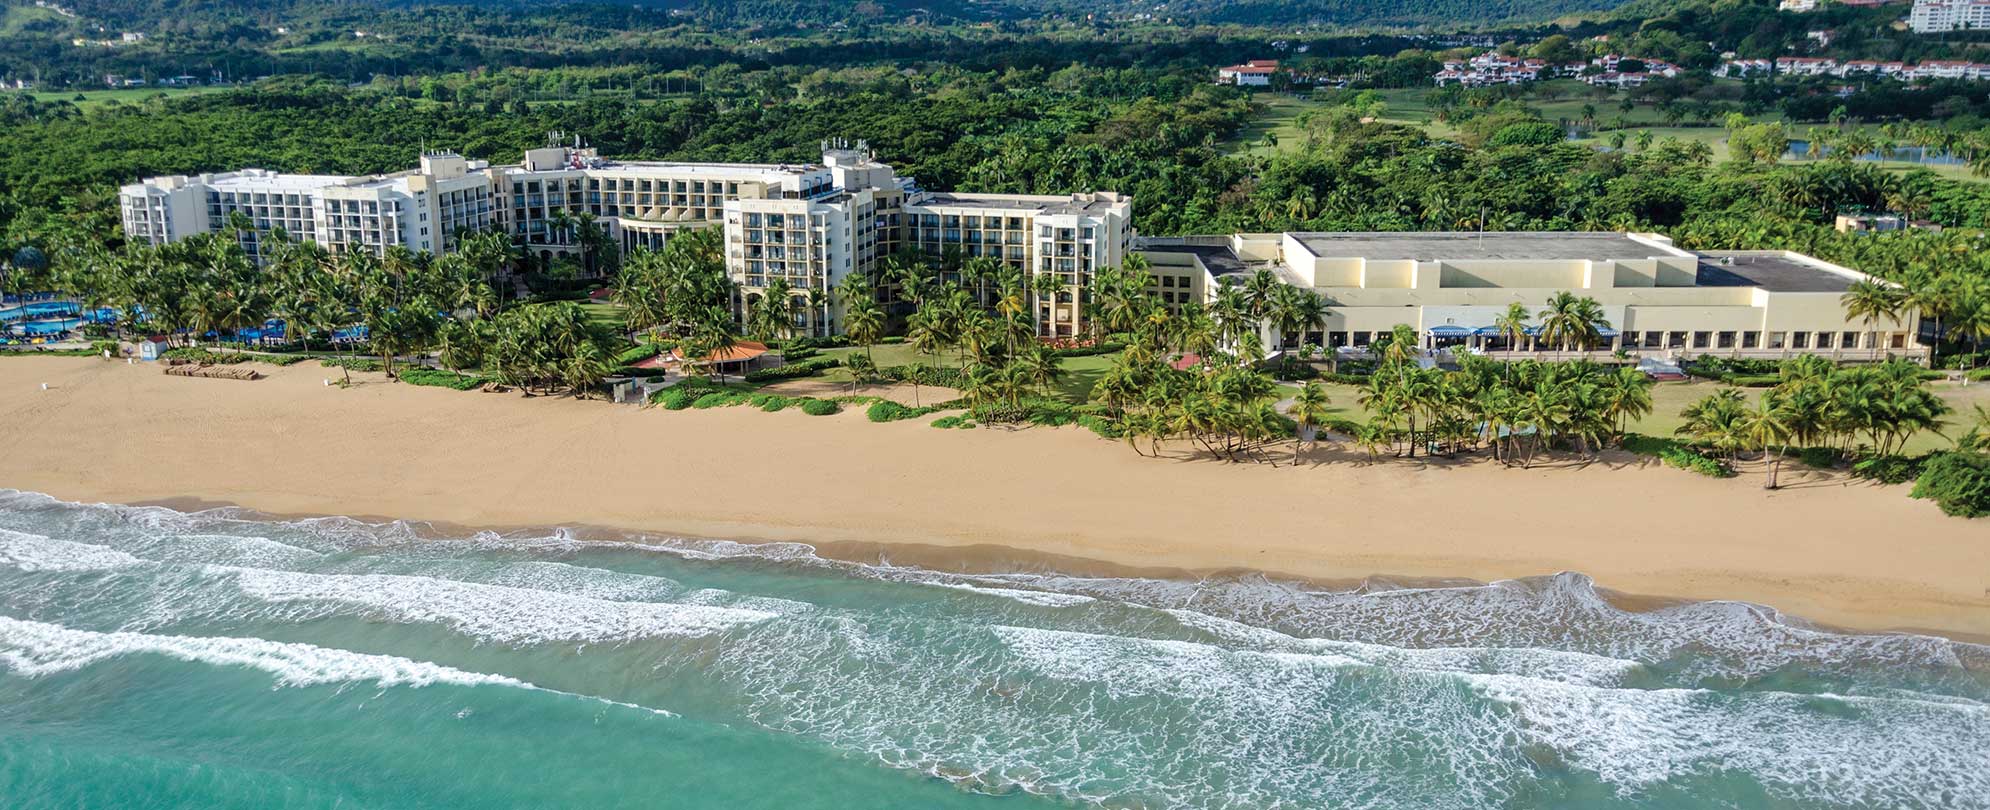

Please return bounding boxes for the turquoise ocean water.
[0,488,1985,809]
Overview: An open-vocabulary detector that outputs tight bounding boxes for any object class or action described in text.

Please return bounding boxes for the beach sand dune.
[0,356,1984,639]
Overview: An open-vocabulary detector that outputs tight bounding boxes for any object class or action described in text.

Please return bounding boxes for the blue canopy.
[1593,326,1620,338]
[1472,325,1507,337]
[1426,325,1473,337]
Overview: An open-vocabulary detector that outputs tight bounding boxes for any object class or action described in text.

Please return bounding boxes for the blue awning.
[1472,325,1507,337]
[1426,325,1473,337]
[1594,326,1620,338]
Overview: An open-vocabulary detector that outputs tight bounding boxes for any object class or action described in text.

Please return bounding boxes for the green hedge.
[1851,454,1927,485]
[1623,434,1733,478]
[1909,451,1990,518]
[652,387,695,410]
[742,357,840,383]
[615,343,664,365]
[320,357,384,373]
[399,369,485,390]
[1049,342,1125,358]
[865,399,960,423]
[164,347,250,364]
[799,398,840,416]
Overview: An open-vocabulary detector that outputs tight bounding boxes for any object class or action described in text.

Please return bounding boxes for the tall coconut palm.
[1285,380,1332,465]
[1840,279,1904,356]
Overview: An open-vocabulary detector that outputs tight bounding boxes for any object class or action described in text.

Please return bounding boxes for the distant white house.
[1218,60,1279,87]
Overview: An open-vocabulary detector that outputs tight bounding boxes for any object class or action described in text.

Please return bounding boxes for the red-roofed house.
[1218,60,1280,86]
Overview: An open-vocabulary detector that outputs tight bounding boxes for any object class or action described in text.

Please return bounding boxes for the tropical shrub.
[1623,434,1734,478]
[652,387,695,410]
[742,357,839,383]
[1851,454,1927,485]
[615,343,663,365]
[1077,414,1124,439]
[399,369,484,390]
[931,415,970,429]
[1908,452,1990,518]
[320,357,384,373]
[799,398,839,416]
[1797,446,1839,469]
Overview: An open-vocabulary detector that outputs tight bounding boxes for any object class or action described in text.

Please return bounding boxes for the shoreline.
[71,493,1990,646]
[1,356,1986,640]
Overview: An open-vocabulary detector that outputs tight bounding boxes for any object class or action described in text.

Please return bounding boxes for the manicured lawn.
[817,343,1125,404]
[573,300,628,333]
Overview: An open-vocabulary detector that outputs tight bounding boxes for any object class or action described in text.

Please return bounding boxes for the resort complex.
[120,140,1134,338]
[120,147,1919,361]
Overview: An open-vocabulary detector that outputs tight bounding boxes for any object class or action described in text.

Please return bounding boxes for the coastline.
[1,356,1986,640]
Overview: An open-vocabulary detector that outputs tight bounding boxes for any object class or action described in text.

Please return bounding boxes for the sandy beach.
[0,355,1984,639]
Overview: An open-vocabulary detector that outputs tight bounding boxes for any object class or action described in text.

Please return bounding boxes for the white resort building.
[120,147,1918,361]
[120,139,1134,338]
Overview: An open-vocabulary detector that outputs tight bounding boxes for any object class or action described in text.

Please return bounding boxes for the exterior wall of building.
[1136,235,1924,362]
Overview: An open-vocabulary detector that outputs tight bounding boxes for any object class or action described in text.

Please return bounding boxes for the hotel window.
[1668,332,1688,348]
[1621,331,1639,347]
[1642,332,1662,349]
[1692,331,1711,349]
[1792,332,1810,349]
[1890,333,1907,349]
[1767,332,1786,349]
[1742,332,1760,349]
[1817,332,1835,349]
[1841,331,1859,349]
[1716,331,1735,349]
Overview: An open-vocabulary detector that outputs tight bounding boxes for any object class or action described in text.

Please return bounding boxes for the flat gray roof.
[918,192,1123,215]
[1693,253,1859,293]
[1135,237,1250,277]
[1293,231,1674,261]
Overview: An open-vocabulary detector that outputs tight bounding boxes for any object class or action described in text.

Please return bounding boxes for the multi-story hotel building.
[1137,231,1924,362]
[120,151,499,263]
[1910,0,1990,32]
[120,140,1134,338]
[122,150,1912,359]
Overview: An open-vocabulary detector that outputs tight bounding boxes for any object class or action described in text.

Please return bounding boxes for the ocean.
[0,488,1985,809]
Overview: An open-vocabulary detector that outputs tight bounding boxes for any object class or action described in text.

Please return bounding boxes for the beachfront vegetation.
[1674,357,1950,487]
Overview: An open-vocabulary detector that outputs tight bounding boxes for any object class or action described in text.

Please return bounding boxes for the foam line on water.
[0,615,681,717]
[223,566,777,645]
[0,529,145,572]
[0,528,777,646]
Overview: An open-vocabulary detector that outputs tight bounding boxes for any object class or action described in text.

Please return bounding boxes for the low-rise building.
[1217,60,1279,86]
[1135,231,1923,362]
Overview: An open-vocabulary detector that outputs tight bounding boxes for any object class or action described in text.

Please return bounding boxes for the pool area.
[0,301,79,322]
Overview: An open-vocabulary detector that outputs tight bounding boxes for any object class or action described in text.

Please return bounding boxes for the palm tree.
[1840,279,1904,356]
[1285,380,1332,465]
[1740,394,1794,489]
[1494,301,1531,355]
[843,295,885,366]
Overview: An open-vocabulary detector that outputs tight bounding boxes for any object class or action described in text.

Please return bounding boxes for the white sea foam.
[0,614,531,689]
[0,615,683,718]
[922,581,1097,608]
[224,567,776,646]
[0,529,144,573]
